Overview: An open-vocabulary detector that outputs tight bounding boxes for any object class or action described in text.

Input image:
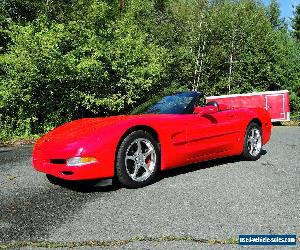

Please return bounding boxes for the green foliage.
[0,0,299,140]
[292,4,300,42]
[267,0,285,30]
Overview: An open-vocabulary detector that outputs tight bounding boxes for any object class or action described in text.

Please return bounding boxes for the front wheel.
[242,122,263,161]
[116,130,160,188]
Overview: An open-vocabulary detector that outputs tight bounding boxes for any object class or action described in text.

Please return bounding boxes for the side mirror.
[193,106,218,115]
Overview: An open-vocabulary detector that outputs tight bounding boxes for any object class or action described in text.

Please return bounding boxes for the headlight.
[66,157,97,166]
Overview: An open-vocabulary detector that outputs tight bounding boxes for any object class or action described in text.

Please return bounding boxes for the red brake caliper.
[145,156,151,168]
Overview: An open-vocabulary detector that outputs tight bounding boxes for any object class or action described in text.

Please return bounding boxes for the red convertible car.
[32,92,271,188]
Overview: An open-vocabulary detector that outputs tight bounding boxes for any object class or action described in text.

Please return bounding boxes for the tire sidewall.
[116,130,160,188]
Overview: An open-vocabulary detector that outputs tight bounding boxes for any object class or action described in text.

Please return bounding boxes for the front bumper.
[33,159,111,180]
[32,140,115,181]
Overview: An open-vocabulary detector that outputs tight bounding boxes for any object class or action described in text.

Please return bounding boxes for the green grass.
[0,236,239,249]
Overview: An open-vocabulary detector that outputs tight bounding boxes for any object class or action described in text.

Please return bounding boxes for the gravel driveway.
[0,126,299,249]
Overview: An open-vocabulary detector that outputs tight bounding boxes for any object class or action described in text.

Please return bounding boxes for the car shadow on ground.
[160,149,266,180]
[48,177,120,193]
[51,150,267,193]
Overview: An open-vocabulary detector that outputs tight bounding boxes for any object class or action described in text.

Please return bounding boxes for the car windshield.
[132,92,201,114]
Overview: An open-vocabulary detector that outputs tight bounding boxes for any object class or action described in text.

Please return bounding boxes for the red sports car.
[32,92,271,188]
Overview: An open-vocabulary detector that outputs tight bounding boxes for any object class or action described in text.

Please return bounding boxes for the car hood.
[40,115,134,143]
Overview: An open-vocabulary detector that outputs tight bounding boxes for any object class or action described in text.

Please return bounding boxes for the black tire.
[242,122,263,161]
[116,130,160,188]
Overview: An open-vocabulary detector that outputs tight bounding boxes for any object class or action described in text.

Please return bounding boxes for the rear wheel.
[116,130,160,188]
[242,122,262,160]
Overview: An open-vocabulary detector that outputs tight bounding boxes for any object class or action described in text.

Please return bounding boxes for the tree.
[154,0,166,13]
[292,4,300,42]
[1,0,300,140]
[0,0,169,136]
[267,0,284,30]
[0,5,10,53]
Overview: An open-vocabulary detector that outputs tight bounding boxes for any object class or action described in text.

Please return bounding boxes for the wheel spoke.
[136,140,142,155]
[251,129,255,138]
[248,131,254,141]
[143,147,154,158]
[125,155,135,161]
[254,129,259,139]
[130,164,140,179]
[249,144,253,154]
[141,162,151,174]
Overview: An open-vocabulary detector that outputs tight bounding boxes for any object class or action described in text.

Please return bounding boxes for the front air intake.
[61,171,74,175]
[50,159,66,164]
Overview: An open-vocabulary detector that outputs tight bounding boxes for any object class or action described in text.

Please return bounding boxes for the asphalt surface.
[0,126,299,249]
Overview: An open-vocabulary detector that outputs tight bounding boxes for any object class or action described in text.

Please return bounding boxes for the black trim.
[50,159,66,164]
[182,91,202,114]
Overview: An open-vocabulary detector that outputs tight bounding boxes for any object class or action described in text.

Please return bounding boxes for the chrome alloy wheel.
[125,138,157,182]
[246,127,262,157]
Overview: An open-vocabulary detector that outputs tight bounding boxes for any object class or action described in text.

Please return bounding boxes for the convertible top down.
[32,92,271,188]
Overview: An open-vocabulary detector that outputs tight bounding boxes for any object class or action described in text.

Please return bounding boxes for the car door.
[185,109,241,162]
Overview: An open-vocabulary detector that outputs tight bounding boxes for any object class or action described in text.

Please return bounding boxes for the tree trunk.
[119,0,125,10]
[228,27,236,94]
[193,18,205,91]
[193,43,201,91]
[196,40,206,90]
